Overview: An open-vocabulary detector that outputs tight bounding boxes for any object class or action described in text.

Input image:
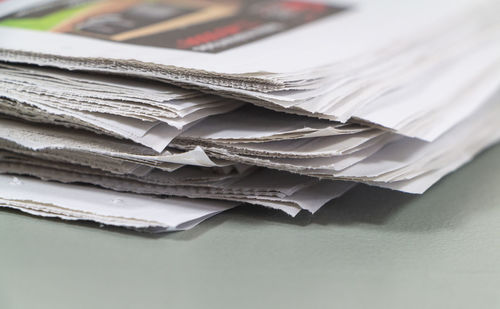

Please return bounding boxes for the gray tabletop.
[1,144,500,309]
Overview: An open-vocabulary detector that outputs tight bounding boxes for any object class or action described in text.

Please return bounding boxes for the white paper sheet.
[0,174,238,231]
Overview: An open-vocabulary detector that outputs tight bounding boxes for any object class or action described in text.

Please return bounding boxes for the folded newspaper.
[1,0,499,232]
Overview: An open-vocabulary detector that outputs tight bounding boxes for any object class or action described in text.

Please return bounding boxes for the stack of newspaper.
[1,0,500,232]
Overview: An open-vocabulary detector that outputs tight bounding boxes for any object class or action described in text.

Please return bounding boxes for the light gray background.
[1,144,500,309]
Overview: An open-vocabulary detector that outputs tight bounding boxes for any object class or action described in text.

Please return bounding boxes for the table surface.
[1,144,500,309]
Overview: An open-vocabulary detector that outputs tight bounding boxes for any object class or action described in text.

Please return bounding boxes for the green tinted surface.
[1,144,500,309]
[0,3,90,31]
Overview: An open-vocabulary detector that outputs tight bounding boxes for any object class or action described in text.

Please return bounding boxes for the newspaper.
[179,105,370,143]
[1,0,500,231]
[0,151,355,216]
[1,63,243,126]
[0,0,499,141]
[175,91,500,192]
[1,63,245,151]
[0,174,238,232]
[4,88,500,196]
[6,88,500,195]
[176,130,391,158]
[0,118,229,172]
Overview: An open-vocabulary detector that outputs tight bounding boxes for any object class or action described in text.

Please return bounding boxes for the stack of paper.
[1,0,500,232]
